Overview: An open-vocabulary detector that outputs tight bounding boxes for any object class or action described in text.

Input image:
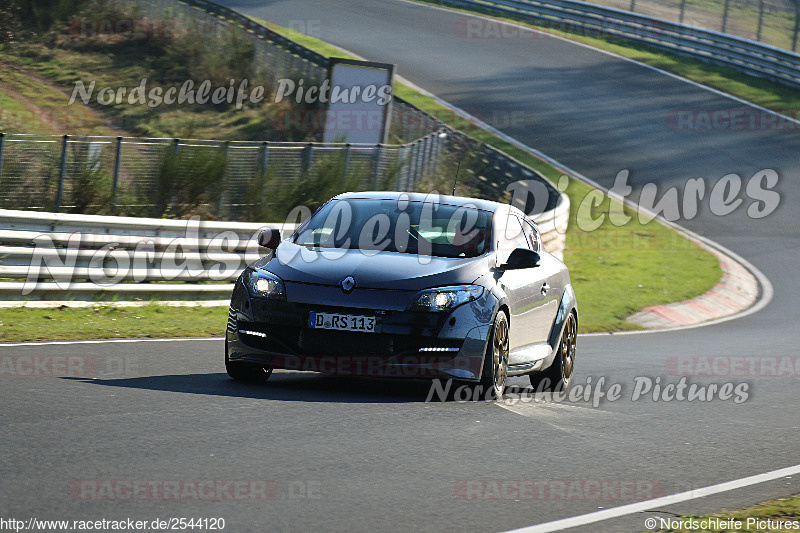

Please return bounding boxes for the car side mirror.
[257,229,282,249]
[501,248,541,270]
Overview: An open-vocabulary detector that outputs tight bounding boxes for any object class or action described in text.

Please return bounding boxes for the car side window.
[521,219,540,252]
[496,213,528,264]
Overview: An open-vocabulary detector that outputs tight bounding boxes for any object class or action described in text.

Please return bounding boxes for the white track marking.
[496,399,619,418]
[503,464,800,533]
[0,337,221,347]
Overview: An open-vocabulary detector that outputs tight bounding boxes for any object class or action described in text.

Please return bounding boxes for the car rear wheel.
[530,312,576,392]
[480,311,509,398]
[225,340,272,383]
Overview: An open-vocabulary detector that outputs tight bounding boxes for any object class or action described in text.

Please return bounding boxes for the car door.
[495,213,551,358]
[520,217,563,341]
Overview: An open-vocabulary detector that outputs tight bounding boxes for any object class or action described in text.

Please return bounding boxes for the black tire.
[478,311,510,398]
[225,340,272,383]
[530,312,576,392]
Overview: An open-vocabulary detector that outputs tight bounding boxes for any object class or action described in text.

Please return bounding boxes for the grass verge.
[652,494,800,532]
[0,64,115,135]
[0,305,228,342]
[0,0,311,141]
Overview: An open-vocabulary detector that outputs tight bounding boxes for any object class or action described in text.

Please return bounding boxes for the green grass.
[409,0,800,117]
[2,43,279,140]
[0,65,115,135]
[0,305,228,342]
[1,13,308,141]
[653,494,800,532]
[0,89,31,133]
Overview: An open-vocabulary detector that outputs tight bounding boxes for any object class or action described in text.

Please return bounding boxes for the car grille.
[300,329,392,356]
[237,322,462,362]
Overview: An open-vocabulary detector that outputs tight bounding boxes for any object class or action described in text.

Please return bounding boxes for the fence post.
[721,0,731,33]
[258,141,269,211]
[303,143,314,175]
[679,0,687,24]
[111,136,122,213]
[372,144,383,188]
[404,142,415,191]
[629,0,636,12]
[756,0,765,40]
[261,141,270,172]
[417,139,426,188]
[343,143,352,185]
[418,136,427,182]
[217,142,231,218]
[400,144,411,190]
[0,133,5,189]
[434,130,447,176]
[424,134,434,176]
[419,135,429,179]
[168,138,180,209]
[793,5,799,51]
[411,140,422,190]
[432,133,440,175]
[55,134,69,212]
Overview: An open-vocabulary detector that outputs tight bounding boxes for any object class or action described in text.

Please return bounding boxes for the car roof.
[332,191,518,216]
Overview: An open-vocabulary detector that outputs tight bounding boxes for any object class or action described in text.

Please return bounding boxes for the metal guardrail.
[0,209,287,306]
[0,202,568,306]
[439,0,800,88]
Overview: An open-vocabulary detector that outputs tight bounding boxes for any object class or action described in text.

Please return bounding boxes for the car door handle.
[541,283,549,295]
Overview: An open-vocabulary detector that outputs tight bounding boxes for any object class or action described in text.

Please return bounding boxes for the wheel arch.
[547,284,578,351]
[477,303,510,381]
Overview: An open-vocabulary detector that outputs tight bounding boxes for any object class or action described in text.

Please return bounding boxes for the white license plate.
[308,312,376,333]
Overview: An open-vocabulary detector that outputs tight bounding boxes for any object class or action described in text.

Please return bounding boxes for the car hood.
[254,241,492,291]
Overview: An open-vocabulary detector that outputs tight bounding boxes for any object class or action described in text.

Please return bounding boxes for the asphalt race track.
[1,1,799,532]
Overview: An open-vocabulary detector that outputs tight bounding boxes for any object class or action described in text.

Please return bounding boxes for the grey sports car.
[225,191,577,396]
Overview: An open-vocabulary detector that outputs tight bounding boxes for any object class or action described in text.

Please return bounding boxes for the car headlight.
[246,269,286,300]
[408,285,484,312]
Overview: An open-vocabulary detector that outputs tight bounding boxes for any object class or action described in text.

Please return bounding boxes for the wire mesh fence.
[589,0,799,50]
[0,133,451,221]
[0,128,560,222]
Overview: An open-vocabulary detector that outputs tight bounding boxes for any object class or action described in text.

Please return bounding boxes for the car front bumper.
[226,280,497,381]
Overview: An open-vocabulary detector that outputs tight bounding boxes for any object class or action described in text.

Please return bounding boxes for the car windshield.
[293,198,493,258]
